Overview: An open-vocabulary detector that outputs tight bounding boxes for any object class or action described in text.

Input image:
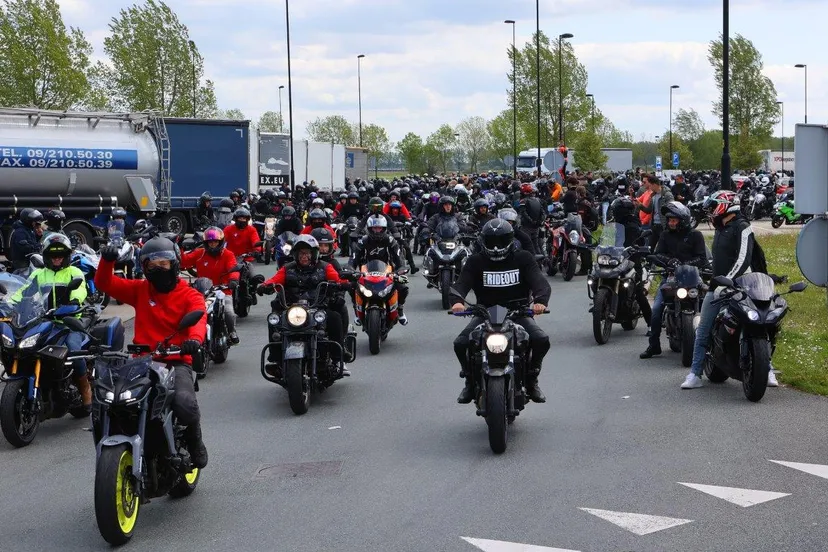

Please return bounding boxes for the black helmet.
[663,200,691,231]
[229,191,240,201]
[277,191,287,200]
[480,219,515,261]
[234,187,247,199]
[610,196,636,224]
[310,227,335,258]
[494,192,507,208]
[138,236,181,289]
[42,233,72,271]
[339,193,348,201]
[111,207,127,220]
[219,198,235,210]
[308,208,327,228]
[473,198,489,214]
[368,196,384,213]
[439,195,456,208]
[389,188,402,200]
[292,234,320,265]
[281,206,296,218]
[44,209,66,231]
[347,191,359,200]
[233,208,251,220]
[20,208,43,227]
[134,219,151,234]
[200,191,213,203]
[366,215,388,239]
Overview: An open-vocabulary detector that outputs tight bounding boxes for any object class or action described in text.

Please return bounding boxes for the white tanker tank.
[0,108,168,214]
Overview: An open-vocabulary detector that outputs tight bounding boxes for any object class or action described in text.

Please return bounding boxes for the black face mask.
[235,220,248,229]
[146,268,178,293]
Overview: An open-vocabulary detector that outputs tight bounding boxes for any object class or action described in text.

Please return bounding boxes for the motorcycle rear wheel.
[742,338,770,402]
[95,444,140,545]
[263,243,272,265]
[284,359,310,415]
[169,466,200,498]
[485,377,508,454]
[771,215,784,229]
[367,309,382,355]
[592,288,612,345]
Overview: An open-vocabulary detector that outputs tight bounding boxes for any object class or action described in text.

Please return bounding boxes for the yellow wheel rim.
[184,468,199,485]
[115,450,139,534]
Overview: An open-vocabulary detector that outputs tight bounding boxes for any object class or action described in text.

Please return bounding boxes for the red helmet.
[520,184,535,197]
[703,190,740,225]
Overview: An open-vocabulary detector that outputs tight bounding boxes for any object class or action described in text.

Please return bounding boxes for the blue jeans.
[601,202,610,225]
[649,286,666,348]
[64,331,87,376]
[690,293,718,376]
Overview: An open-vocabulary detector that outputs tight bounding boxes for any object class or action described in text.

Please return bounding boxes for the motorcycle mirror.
[68,277,84,291]
[788,281,807,293]
[0,284,6,295]
[712,275,734,289]
[178,310,205,330]
[29,254,44,269]
[37,345,68,361]
[61,316,86,332]
[639,229,653,239]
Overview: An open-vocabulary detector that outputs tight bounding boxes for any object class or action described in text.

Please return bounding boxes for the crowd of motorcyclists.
[0,164,803,541]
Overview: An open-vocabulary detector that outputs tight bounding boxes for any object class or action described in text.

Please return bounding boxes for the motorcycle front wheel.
[563,250,577,281]
[485,377,508,454]
[0,379,40,447]
[284,358,310,415]
[440,270,453,310]
[367,309,382,355]
[771,215,784,229]
[681,313,695,367]
[742,338,770,402]
[95,444,140,545]
[592,288,612,345]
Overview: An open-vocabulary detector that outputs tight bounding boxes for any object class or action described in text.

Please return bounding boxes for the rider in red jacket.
[223,207,261,256]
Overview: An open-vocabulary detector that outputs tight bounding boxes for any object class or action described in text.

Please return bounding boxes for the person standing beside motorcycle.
[591,178,611,224]
[275,206,303,235]
[518,184,546,255]
[638,176,673,249]
[9,208,44,272]
[180,227,240,345]
[681,190,758,389]
[450,219,551,404]
[223,208,261,257]
[96,237,209,468]
[349,216,410,326]
[11,234,91,411]
[639,201,706,359]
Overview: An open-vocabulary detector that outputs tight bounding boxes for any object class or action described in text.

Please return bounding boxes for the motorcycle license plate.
[284,341,306,359]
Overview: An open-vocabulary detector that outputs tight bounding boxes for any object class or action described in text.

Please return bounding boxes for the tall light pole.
[586,93,595,131]
[721,0,731,186]
[357,54,365,147]
[285,0,296,191]
[535,0,541,175]
[454,132,460,172]
[188,40,196,118]
[669,84,679,165]
[777,100,784,174]
[558,33,574,143]
[794,64,808,123]
[505,19,517,177]
[278,85,285,133]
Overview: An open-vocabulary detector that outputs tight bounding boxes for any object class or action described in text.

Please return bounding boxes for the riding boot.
[74,375,92,413]
[457,375,475,404]
[525,368,546,403]
[184,423,209,469]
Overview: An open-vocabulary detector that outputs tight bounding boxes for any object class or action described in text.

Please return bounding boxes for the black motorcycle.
[260,282,356,415]
[449,300,547,454]
[703,274,806,402]
[82,310,205,545]
[234,244,265,318]
[650,260,707,367]
[190,277,232,376]
[336,216,360,257]
[422,219,473,309]
[688,199,710,229]
[588,227,651,344]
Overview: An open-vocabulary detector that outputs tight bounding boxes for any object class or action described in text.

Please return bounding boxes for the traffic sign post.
[672,152,679,168]
[655,155,662,176]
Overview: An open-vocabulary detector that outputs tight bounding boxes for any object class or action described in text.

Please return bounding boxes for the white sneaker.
[767,371,779,387]
[398,313,408,326]
[681,373,704,389]
[354,316,362,327]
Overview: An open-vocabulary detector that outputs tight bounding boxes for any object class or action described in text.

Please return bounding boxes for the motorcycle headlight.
[746,308,760,321]
[267,313,281,326]
[597,255,619,267]
[677,288,688,299]
[119,389,138,403]
[688,288,699,298]
[569,230,580,244]
[377,284,395,297]
[1,333,12,348]
[485,333,509,354]
[282,244,292,255]
[359,284,373,298]
[313,310,327,323]
[766,306,786,323]
[287,306,308,327]
[19,332,41,349]
[442,241,456,250]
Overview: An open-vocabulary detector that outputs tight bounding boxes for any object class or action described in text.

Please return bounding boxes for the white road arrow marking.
[579,508,693,536]
[770,460,828,480]
[461,537,581,552]
[678,482,790,507]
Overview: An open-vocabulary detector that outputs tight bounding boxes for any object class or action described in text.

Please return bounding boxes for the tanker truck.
[0,108,253,254]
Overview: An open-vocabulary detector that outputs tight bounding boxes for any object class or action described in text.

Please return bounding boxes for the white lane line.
[678,482,790,507]
[461,537,580,552]
[769,459,828,480]
[579,508,693,536]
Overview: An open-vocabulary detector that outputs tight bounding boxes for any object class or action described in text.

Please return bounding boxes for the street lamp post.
[794,64,808,123]
[285,0,296,191]
[777,100,784,174]
[357,54,365,147]
[558,33,574,143]
[721,0,731,186]
[669,84,679,165]
[535,0,541,175]
[454,132,460,172]
[188,40,196,118]
[278,85,285,133]
[586,93,595,131]
[505,19,517,177]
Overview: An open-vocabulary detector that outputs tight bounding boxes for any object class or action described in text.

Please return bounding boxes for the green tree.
[92,0,216,116]
[425,124,457,173]
[709,34,780,143]
[673,108,705,142]
[690,130,724,169]
[510,31,591,148]
[572,131,607,172]
[487,109,524,167]
[657,132,694,169]
[0,0,92,109]
[306,115,355,144]
[218,108,246,120]
[397,132,425,174]
[361,123,391,175]
[456,116,490,172]
[732,129,763,170]
[257,110,285,132]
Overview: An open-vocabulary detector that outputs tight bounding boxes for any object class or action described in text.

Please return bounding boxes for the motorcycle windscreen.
[279,231,297,244]
[564,213,583,234]
[435,219,460,240]
[487,305,509,325]
[363,259,389,275]
[674,265,702,288]
[599,223,626,248]
[735,272,776,302]
[107,219,126,247]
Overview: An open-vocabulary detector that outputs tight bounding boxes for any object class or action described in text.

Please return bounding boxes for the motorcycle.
[260,282,356,415]
[189,277,232,377]
[0,278,125,447]
[275,231,296,268]
[354,260,408,355]
[449,299,547,454]
[587,224,651,344]
[649,259,707,366]
[234,243,265,318]
[337,216,361,257]
[71,245,110,309]
[422,219,472,309]
[688,199,710,230]
[259,216,278,265]
[702,274,806,402]
[85,310,205,545]
[771,199,811,228]
[745,188,775,221]
[547,213,588,281]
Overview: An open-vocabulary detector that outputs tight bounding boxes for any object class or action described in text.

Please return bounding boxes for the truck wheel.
[162,212,188,236]
[64,222,95,249]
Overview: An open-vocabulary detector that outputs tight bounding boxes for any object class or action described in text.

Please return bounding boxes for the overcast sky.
[60,0,826,143]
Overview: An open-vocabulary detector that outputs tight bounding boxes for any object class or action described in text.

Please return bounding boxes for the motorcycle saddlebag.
[91,317,125,352]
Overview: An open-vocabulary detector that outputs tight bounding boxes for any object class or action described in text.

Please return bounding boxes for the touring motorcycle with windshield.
[422,219,472,309]
[353,260,408,354]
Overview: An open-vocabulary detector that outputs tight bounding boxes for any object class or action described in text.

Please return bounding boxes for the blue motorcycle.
[71,244,109,309]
